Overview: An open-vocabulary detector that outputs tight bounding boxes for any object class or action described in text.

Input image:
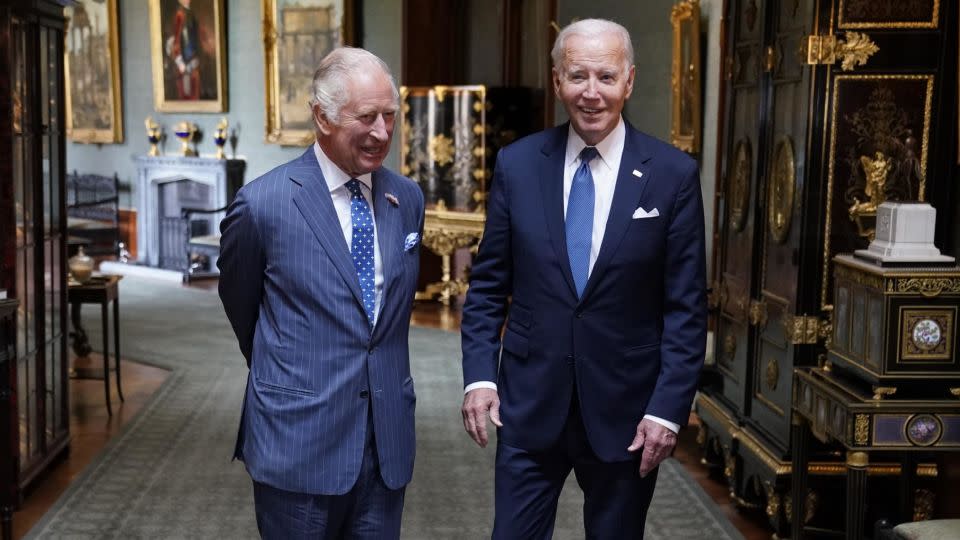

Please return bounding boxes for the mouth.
[360,145,385,158]
[578,107,604,118]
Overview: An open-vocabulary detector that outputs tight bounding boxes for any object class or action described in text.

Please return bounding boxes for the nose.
[369,114,390,142]
[583,77,600,99]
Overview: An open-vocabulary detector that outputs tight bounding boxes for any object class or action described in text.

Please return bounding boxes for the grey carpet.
[26,276,742,539]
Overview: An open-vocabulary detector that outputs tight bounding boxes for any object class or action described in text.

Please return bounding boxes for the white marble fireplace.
[133,155,245,268]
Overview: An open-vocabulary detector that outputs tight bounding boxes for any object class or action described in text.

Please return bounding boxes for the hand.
[461,388,502,448]
[627,418,677,478]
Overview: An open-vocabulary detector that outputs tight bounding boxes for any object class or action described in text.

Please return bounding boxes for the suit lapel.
[539,126,578,299]
[580,126,653,302]
[372,169,402,320]
[289,149,366,310]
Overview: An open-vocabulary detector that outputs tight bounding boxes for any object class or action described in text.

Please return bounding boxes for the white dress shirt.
[464,119,680,434]
[314,142,384,324]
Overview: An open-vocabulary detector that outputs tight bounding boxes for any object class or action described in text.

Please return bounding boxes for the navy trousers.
[253,412,405,539]
[492,395,660,540]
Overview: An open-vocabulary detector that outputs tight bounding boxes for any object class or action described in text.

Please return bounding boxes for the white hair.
[550,18,634,74]
[309,47,399,124]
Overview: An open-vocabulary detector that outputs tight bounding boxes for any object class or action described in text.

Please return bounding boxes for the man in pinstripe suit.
[218,47,424,539]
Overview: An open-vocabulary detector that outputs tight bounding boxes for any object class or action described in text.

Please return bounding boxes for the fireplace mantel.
[134,155,245,267]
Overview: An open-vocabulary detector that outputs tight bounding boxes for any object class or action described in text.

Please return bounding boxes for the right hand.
[461,388,502,448]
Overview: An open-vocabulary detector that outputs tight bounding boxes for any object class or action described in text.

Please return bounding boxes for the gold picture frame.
[670,0,702,154]
[148,0,227,113]
[262,0,356,146]
[65,0,124,143]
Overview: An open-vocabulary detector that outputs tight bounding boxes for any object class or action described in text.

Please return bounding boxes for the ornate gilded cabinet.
[0,1,71,536]
[697,0,958,534]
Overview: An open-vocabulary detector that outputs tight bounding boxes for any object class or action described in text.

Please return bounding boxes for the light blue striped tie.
[346,179,376,325]
[566,147,599,298]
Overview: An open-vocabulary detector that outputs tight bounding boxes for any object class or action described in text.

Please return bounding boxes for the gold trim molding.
[838,0,940,29]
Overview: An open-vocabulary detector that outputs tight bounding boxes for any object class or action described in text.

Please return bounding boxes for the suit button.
[360,390,369,399]
[368,347,375,354]
[566,355,574,365]
[575,311,583,319]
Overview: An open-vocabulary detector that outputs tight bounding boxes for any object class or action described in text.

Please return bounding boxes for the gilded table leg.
[845,451,869,540]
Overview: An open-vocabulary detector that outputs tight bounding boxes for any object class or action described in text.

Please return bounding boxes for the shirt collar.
[565,117,625,170]
[313,141,373,193]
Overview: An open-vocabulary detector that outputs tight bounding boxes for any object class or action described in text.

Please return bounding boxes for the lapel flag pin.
[632,169,643,179]
[385,193,399,206]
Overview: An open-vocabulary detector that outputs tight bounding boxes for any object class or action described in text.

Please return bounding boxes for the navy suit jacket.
[218,148,424,494]
[461,121,706,462]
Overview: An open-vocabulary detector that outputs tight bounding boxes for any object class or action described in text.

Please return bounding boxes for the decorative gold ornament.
[782,314,831,345]
[145,116,161,157]
[429,134,455,167]
[806,32,880,71]
[913,488,935,522]
[854,414,870,445]
[213,117,229,159]
[872,386,897,400]
[896,278,960,296]
[766,359,779,391]
[847,451,869,468]
[768,137,795,244]
[848,151,893,239]
[723,334,737,363]
[173,121,198,157]
[728,139,752,232]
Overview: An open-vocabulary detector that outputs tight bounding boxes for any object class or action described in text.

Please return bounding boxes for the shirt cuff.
[643,414,680,433]
[464,381,497,395]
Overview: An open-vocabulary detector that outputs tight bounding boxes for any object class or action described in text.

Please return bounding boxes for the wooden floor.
[11,299,770,540]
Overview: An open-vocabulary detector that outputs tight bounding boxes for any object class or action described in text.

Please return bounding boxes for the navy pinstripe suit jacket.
[218,148,424,495]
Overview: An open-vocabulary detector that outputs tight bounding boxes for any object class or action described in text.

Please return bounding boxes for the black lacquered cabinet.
[698,0,959,535]
[0,1,71,537]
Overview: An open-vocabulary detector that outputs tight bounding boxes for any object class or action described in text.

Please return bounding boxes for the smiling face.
[553,32,635,146]
[314,68,398,177]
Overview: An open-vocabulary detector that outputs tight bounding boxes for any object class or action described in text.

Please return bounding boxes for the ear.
[313,105,334,136]
[551,66,562,98]
[624,64,636,100]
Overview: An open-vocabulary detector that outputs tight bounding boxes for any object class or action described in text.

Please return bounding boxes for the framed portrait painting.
[670,0,702,154]
[149,0,227,113]
[65,0,124,143]
[262,0,357,145]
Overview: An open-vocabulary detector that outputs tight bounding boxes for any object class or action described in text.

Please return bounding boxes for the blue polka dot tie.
[566,147,599,298]
[346,179,376,325]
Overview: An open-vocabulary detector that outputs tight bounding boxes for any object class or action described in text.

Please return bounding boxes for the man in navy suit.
[218,47,424,539]
[461,19,706,539]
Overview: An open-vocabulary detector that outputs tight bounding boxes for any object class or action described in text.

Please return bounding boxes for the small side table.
[68,275,124,415]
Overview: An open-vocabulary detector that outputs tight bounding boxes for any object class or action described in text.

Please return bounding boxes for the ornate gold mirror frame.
[670,0,702,153]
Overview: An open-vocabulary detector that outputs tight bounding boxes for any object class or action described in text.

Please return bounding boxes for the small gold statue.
[173,121,198,157]
[213,117,229,159]
[849,151,892,217]
[145,116,161,156]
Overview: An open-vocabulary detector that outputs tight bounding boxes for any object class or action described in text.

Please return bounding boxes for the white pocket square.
[632,207,659,219]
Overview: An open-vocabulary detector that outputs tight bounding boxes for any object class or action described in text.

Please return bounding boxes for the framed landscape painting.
[65,0,124,143]
[149,0,227,113]
[262,0,358,145]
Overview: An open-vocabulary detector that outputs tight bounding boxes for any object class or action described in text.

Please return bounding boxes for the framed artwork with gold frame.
[148,0,227,113]
[65,0,124,143]
[670,0,702,154]
[262,0,357,146]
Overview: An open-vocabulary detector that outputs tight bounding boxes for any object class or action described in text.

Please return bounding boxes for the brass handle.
[748,299,768,327]
[806,32,879,71]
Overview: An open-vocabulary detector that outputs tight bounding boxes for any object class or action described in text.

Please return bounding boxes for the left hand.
[627,418,678,478]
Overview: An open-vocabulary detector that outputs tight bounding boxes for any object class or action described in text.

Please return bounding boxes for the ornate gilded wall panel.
[821,75,934,309]
[838,0,939,29]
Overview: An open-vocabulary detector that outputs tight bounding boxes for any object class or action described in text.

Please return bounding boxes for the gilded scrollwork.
[765,359,779,391]
[854,414,870,445]
[896,278,960,296]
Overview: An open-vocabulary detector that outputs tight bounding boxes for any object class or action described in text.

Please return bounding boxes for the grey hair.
[550,18,634,74]
[309,47,399,124]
